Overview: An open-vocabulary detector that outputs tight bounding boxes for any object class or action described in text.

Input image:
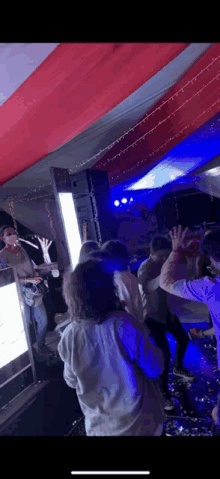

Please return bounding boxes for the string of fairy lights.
[1,52,219,240]
[100,78,220,177]
[110,97,220,183]
[69,53,220,175]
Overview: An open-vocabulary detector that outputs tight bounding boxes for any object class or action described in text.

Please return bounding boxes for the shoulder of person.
[137,258,151,274]
[108,309,134,322]
[20,245,33,261]
[205,276,220,285]
[115,311,150,345]
[120,271,140,291]
[139,257,151,267]
[119,269,137,280]
[113,309,143,328]
[19,244,29,255]
[0,247,8,263]
[138,257,157,280]
[57,322,74,357]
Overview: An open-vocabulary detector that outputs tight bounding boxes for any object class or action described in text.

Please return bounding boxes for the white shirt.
[166,262,210,322]
[114,269,144,324]
[160,251,220,370]
[58,310,166,436]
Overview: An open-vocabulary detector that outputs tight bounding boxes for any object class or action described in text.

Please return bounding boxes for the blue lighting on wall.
[128,165,185,190]
[116,110,220,193]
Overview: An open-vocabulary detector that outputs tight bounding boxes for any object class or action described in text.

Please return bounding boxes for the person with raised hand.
[0,225,50,356]
[160,224,220,433]
[137,234,195,412]
[101,240,144,325]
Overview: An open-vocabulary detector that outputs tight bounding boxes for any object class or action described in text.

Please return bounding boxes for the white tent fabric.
[195,172,220,199]
[0,43,213,240]
[0,43,59,106]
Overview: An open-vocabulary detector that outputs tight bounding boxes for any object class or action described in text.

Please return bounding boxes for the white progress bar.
[71,473,150,475]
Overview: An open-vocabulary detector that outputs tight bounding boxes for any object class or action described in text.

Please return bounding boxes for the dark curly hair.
[101,240,130,272]
[87,250,118,270]
[62,258,124,323]
[78,240,100,263]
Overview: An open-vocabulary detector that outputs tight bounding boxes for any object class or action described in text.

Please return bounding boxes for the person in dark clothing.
[138,235,196,412]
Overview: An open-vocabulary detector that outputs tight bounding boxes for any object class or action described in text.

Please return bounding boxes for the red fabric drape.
[94,44,220,188]
[0,43,189,186]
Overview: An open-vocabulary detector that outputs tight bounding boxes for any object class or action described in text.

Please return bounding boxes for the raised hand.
[35,236,53,264]
[36,236,52,252]
[169,225,190,252]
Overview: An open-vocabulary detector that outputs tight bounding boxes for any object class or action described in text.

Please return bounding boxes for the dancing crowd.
[1,223,220,435]
[58,225,220,436]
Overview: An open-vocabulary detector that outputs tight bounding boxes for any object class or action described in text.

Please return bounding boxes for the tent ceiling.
[1,42,220,238]
[0,43,212,204]
[0,42,191,190]
[95,43,220,193]
[0,43,59,106]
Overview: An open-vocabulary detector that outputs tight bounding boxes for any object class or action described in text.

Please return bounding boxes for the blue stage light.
[130,198,134,202]
[114,200,120,206]
[121,198,128,204]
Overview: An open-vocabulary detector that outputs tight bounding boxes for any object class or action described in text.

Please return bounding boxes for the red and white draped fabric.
[0,42,190,186]
[94,43,220,190]
[0,42,220,240]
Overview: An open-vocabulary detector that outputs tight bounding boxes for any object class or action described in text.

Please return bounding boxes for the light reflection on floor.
[69,322,220,436]
[2,322,220,436]
[164,322,219,436]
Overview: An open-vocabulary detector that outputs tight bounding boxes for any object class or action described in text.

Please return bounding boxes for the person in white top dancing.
[58,257,166,436]
[160,225,220,434]
[101,240,144,324]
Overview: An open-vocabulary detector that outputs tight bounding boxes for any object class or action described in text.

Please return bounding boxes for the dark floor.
[2,321,220,436]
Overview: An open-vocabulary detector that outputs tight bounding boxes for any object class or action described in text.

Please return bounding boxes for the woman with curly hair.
[58,257,165,436]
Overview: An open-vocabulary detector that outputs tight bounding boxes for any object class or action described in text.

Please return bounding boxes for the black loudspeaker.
[155,189,219,231]
[70,169,119,244]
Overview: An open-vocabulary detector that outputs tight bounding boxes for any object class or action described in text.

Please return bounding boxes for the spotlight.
[121,198,128,204]
[114,200,120,207]
[130,198,134,202]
